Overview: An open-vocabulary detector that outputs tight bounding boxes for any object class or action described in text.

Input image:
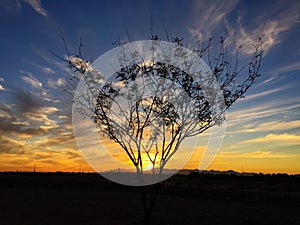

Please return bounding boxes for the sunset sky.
[0,0,299,174]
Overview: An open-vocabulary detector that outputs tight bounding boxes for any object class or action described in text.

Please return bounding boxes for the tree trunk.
[141,183,160,224]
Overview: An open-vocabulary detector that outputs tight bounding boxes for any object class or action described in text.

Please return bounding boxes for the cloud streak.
[25,0,48,17]
[267,61,300,76]
[42,67,55,74]
[242,133,300,145]
[227,97,300,124]
[220,150,297,159]
[240,86,285,101]
[235,120,300,134]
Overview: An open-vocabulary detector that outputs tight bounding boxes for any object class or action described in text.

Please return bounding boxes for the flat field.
[0,172,299,225]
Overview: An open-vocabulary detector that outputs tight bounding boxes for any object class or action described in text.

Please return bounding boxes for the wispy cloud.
[0,136,25,154]
[241,86,285,101]
[19,70,56,102]
[0,103,13,118]
[236,120,300,134]
[220,150,297,159]
[0,103,56,141]
[267,61,300,76]
[0,84,5,91]
[227,97,300,123]
[235,20,296,55]
[234,2,299,54]
[261,76,276,85]
[42,67,55,74]
[24,0,48,17]
[224,96,300,138]
[20,71,42,89]
[25,106,59,130]
[0,76,6,91]
[47,78,66,88]
[188,0,239,40]
[242,133,300,145]
[189,0,299,55]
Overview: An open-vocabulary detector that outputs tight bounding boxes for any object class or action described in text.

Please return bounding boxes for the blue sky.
[0,0,299,173]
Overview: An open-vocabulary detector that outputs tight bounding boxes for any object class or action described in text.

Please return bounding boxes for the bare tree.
[59,34,263,221]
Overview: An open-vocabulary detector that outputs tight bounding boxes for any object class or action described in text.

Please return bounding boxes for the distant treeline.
[0,171,299,188]
[187,171,300,182]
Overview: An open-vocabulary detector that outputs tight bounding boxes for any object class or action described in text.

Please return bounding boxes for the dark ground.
[0,172,299,225]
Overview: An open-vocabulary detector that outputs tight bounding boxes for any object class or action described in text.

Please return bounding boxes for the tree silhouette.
[60,34,263,221]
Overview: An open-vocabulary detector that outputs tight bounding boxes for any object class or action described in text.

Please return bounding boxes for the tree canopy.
[63,35,263,186]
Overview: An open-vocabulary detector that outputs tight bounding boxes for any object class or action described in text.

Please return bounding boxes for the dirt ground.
[0,172,299,225]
